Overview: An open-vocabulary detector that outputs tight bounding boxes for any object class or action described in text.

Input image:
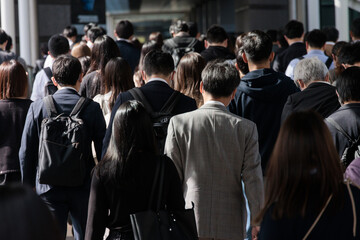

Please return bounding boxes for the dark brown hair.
[104,57,134,110]
[174,52,205,107]
[0,60,28,99]
[256,111,344,223]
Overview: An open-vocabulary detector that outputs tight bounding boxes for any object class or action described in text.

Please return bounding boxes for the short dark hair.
[187,22,198,37]
[206,25,228,44]
[201,61,240,98]
[351,17,360,39]
[0,28,8,44]
[284,20,304,39]
[143,50,174,76]
[63,26,78,38]
[242,30,272,63]
[48,34,70,58]
[5,35,12,52]
[336,66,360,102]
[266,29,277,42]
[115,20,134,39]
[173,20,188,34]
[52,55,82,86]
[306,29,326,49]
[322,27,339,42]
[338,42,360,65]
[87,27,105,43]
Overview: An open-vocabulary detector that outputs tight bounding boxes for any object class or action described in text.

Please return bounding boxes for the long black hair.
[96,100,158,184]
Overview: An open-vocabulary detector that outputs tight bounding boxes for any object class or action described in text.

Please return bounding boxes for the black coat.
[281,82,340,122]
[200,46,235,62]
[116,40,141,73]
[273,42,307,73]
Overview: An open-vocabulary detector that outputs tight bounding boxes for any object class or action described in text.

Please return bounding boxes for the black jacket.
[273,42,307,73]
[200,46,235,62]
[162,35,204,55]
[229,69,299,172]
[281,82,340,122]
[116,40,141,73]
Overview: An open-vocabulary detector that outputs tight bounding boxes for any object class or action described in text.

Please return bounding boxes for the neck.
[57,84,79,92]
[145,74,171,84]
[248,61,270,71]
[202,93,232,107]
[307,47,323,53]
[287,38,303,45]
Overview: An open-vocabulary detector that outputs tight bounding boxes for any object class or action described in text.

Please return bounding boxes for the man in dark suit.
[273,20,307,73]
[19,56,106,240]
[229,30,299,172]
[102,50,197,156]
[281,57,340,122]
[114,20,140,72]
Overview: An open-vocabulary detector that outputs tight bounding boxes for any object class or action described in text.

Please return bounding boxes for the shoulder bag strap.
[159,91,181,114]
[147,157,162,210]
[303,195,333,240]
[43,95,58,117]
[70,97,90,117]
[129,88,155,115]
[156,156,165,211]
[326,118,355,144]
[325,57,333,69]
[346,181,357,237]
[43,67,52,81]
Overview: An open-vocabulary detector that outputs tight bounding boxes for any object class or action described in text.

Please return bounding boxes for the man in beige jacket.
[164,61,264,240]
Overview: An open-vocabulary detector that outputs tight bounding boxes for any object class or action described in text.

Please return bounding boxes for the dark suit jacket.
[281,82,340,122]
[115,40,140,72]
[229,69,299,172]
[200,46,235,63]
[326,103,360,158]
[19,88,106,194]
[273,42,306,73]
[102,80,197,156]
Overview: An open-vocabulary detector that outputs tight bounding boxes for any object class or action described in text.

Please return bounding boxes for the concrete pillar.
[335,0,349,41]
[29,0,39,67]
[289,0,297,20]
[307,0,320,30]
[18,0,32,66]
[1,0,16,52]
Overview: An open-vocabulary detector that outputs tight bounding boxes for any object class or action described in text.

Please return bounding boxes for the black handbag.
[130,156,198,240]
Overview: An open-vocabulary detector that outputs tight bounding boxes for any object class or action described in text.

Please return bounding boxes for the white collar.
[147,78,169,85]
[116,38,132,43]
[326,41,335,45]
[58,86,78,92]
[203,100,225,107]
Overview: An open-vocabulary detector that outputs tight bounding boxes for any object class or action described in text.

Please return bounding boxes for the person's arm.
[85,172,108,240]
[164,156,185,210]
[19,103,39,187]
[30,71,45,101]
[241,123,264,231]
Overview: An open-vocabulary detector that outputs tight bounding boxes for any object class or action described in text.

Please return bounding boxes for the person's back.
[273,20,306,73]
[165,61,264,239]
[229,30,299,172]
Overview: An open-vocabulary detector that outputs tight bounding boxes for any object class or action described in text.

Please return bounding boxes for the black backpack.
[129,88,181,153]
[38,96,90,186]
[168,38,197,67]
[326,118,360,169]
[43,67,58,96]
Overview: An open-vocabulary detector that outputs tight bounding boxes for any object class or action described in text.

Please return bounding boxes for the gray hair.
[294,57,328,85]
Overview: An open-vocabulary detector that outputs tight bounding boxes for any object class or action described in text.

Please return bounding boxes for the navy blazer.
[19,88,106,194]
[115,40,140,73]
[102,80,197,157]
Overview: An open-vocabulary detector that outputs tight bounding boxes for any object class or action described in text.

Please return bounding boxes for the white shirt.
[30,60,54,101]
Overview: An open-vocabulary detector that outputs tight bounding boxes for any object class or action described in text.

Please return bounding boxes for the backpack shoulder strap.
[325,57,333,68]
[297,56,305,61]
[167,38,177,49]
[43,95,58,117]
[70,97,90,117]
[43,67,52,81]
[160,90,181,114]
[128,88,154,114]
[326,118,355,143]
[188,38,197,48]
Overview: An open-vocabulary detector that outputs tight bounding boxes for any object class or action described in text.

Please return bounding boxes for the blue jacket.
[19,88,106,194]
[115,40,140,73]
[229,69,299,172]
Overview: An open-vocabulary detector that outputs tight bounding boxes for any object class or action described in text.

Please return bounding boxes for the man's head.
[143,50,174,80]
[338,42,360,67]
[322,27,339,43]
[351,17,360,41]
[63,26,78,42]
[172,20,189,35]
[305,29,326,49]
[284,20,304,39]
[201,61,240,101]
[0,29,8,50]
[205,25,228,46]
[294,57,328,90]
[52,55,82,87]
[48,34,70,58]
[87,27,105,44]
[336,66,360,103]
[115,20,134,39]
[242,30,273,65]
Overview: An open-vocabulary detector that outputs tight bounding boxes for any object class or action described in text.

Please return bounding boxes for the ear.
[51,77,59,87]
[342,63,348,69]
[223,38,228,48]
[324,73,330,83]
[296,79,306,90]
[284,35,289,43]
[269,51,275,63]
[170,71,175,81]
[114,30,118,38]
[235,62,240,71]
[78,72,84,83]
[199,81,204,94]
[141,70,147,82]
[231,88,237,100]
[204,40,209,49]
[350,31,354,40]
[305,41,309,50]
[242,52,248,63]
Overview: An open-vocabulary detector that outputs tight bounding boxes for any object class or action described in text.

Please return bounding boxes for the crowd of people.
[0,17,360,240]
